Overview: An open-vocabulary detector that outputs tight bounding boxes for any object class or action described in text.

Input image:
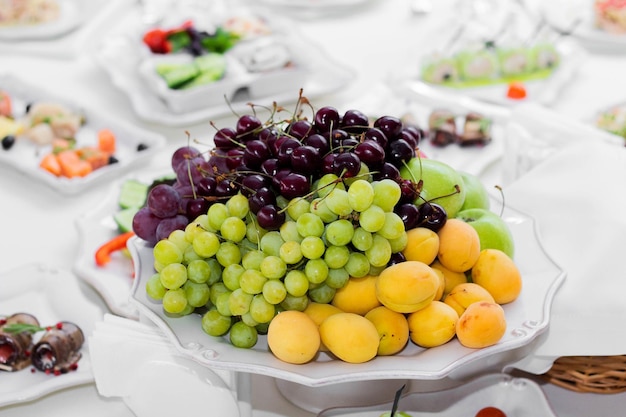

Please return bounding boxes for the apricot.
[407,301,459,348]
[430,260,468,298]
[436,219,480,272]
[443,282,495,317]
[364,306,410,356]
[375,261,440,313]
[456,301,507,348]
[402,227,439,264]
[267,310,320,364]
[320,312,379,363]
[303,302,344,352]
[471,249,522,304]
[331,275,381,315]
[431,267,445,301]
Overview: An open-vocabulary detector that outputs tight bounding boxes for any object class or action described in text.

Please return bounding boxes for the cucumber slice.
[157,63,200,89]
[118,179,149,209]
[114,207,139,233]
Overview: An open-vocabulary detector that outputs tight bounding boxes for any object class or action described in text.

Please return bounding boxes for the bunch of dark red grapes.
[133,105,448,246]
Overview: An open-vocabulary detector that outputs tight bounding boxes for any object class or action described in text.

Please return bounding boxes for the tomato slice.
[0,91,12,117]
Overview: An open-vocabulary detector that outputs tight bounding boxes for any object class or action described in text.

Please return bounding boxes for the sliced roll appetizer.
[0,313,40,372]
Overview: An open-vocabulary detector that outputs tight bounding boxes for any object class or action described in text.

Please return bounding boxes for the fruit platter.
[114,94,567,387]
[95,6,352,126]
[0,74,165,195]
[0,264,104,407]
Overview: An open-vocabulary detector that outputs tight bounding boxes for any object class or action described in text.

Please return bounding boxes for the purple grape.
[147,184,181,218]
[171,146,201,172]
[156,214,189,241]
[256,205,285,230]
[184,198,210,221]
[132,207,161,245]
[175,155,208,186]
[333,152,361,177]
[314,106,340,134]
[249,187,277,214]
[394,203,420,230]
[355,140,385,168]
[341,109,369,134]
[290,145,321,175]
[279,172,310,199]
[213,127,238,149]
[374,115,403,140]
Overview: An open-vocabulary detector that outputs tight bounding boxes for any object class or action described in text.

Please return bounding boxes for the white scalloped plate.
[128,200,566,387]
[0,264,104,407]
[316,373,557,417]
[0,74,165,195]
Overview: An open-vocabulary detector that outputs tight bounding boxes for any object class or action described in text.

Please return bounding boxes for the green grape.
[153,259,164,273]
[246,219,267,244]
[368,264,386,276]
[366,234,392,267]
[372,179,401,212]
[146,273,167,300]
[185,215,213,242]
[315,173,343,198]
[325,188,352,216]
[239,269,267,295]
[222,263,245,291]
[286,197,310,221]
[184,280,211,307]
[344,252,371,278]
[159,263,187,289]
[250,294,276,323]
[276,195,289,210]
[325,219,354,246]
[220,217,247,242]
[216,241,242,267]
[260,231,285,256]
[210,282,229,305]
[183,244,203,263]
[153,239,183,266]
[192,230,220,258]
[279,220,303,243]
[167,229,190,253]
[186,259,210,284]
[215,290,233,316]
[280,294,309,311]
[201,308,232,337]
[323,245,350,269]
[308,283,336,304]
[228,288,253,316]
[326,267,350,289]
[389,231,408,253]
[241,312,259,327]
[310,197,338,223]
[377,212,406,240]
[260,255,287,279]
[305,258,329,284]
[226,193,249,219]
[207,203,230,230]
[205,258,223,285]
[162,288,188,314]
[262,279,287,305]
[296,212,325,238]
[229,321,258,348]
[300,236,326,259]
[283,270,309,297]
[351,227,373,251]
[359,204,386,233]
[279,240,303,265]
[256,321,270,335]
[242,249,266,270]
[347,178,374,212]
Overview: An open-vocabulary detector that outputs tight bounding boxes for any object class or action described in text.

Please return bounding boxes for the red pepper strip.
[95,231,135,267]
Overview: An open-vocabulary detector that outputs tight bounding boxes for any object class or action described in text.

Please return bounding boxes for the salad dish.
[128,200,565,386]
[0,0,82,41]
[315,373,558,417]
[95,10,353,126]
[0,74,165,195]
[0,263,103,407]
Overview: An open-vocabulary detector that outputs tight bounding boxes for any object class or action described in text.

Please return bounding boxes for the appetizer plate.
[128,202,566,387]
[251,0,379,18]
[0,74,166,195]
[394,38,586,107]
[94,18,353,126]
[0,264,104,407]
[316,373,557,417]
[0,0,83,41]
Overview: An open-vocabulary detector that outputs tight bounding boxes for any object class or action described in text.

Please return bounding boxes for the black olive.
[137,143,149,151]
[1,135,15,150]
[108,155,119,165]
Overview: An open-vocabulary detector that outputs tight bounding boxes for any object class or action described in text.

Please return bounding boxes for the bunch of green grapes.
[145,175,408,349]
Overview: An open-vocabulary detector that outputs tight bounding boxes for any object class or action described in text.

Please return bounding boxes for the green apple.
[455,208,515,258]
[459,171,490,211]
[380,412,412,417]
[399,158,466,218]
